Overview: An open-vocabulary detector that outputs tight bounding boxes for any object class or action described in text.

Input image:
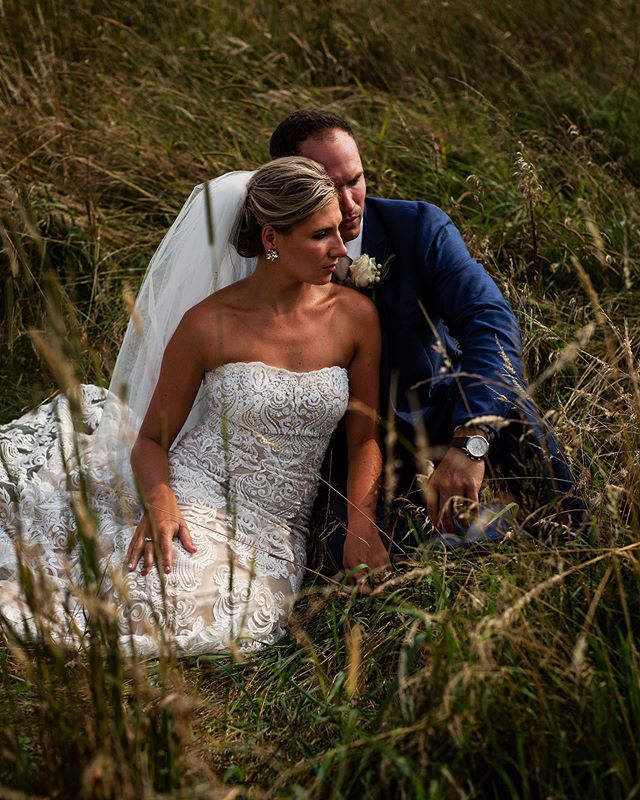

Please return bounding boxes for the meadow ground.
[0,1,639,797]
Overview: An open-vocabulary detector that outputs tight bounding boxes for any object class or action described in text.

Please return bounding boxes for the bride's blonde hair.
[235,156,337,258]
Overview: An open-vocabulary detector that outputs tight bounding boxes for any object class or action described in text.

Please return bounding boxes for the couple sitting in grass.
[0,109,586,656]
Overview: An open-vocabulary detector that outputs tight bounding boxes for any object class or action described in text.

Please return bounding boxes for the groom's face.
[298,129,366,243]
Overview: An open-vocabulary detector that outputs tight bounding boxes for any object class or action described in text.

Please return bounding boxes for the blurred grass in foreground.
[0,0,639,797]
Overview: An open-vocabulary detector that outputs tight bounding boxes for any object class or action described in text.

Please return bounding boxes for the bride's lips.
[323,262,337,273]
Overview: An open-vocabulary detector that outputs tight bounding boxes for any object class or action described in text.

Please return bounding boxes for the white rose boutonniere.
[337,253,391,290]
[349,255,382,288]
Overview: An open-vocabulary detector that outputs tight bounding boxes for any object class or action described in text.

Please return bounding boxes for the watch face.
[467,435,489,459]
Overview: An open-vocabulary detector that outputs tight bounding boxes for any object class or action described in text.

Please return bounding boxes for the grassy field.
[1,0,639,797]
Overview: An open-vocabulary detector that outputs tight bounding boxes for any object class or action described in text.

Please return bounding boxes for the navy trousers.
[314,392,587,570]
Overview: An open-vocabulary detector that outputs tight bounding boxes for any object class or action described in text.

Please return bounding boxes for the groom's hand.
[426,448,485,533]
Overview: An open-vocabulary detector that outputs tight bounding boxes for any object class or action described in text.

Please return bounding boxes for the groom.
[269,110,586,557]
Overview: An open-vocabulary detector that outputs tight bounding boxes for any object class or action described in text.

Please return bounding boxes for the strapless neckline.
[210,360,348,377]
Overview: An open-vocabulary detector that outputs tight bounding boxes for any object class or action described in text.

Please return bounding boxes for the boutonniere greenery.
[336,253,393,289]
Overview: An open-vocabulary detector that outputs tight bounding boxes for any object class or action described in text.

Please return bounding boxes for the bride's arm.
[125,309,206,575]
[343,294,390,580]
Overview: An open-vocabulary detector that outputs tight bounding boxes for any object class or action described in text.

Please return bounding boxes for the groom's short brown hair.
[269,109,354,158]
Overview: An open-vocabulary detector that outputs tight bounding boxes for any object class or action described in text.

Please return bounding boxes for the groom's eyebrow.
[334,170,363,190]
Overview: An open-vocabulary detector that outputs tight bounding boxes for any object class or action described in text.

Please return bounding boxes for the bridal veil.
[92,170,257,483]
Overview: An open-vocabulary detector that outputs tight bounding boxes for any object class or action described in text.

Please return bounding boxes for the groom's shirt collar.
[345,225,363,260]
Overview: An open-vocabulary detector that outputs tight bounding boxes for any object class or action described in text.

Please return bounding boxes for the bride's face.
[271,198,348,284]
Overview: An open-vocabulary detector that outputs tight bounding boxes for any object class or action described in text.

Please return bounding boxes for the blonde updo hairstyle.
[235,156,337,258]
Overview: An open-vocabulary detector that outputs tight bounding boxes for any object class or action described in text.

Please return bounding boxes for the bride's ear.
[261,225,277,255]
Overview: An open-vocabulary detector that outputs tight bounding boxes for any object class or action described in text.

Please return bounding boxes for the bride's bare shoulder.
[331,283,378,324]
[182,280,251,325]
[171,284,250,366]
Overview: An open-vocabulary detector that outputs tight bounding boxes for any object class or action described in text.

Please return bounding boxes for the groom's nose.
[338,186,356,215]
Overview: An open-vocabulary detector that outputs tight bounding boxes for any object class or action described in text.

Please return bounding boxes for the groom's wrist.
[453,423,496,443]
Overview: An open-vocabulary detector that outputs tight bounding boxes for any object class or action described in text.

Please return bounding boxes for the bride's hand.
[342,529,391,585]
[126,511,196,575]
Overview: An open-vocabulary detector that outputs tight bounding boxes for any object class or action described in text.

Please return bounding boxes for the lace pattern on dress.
[0,363,348,656]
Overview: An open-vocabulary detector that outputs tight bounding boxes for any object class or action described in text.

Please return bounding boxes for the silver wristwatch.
[450,434,490,461]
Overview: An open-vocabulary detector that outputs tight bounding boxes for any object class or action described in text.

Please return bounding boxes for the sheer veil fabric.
[92,170,257,486]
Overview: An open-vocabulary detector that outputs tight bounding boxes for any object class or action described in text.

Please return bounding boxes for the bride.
[0,156,390,656]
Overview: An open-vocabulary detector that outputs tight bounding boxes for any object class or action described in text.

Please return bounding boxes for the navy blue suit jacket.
[320,197,585,556]
[361,196,524,434]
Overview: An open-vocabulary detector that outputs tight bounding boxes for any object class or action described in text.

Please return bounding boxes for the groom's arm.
[416,203,525,429]
[415,204,524,529]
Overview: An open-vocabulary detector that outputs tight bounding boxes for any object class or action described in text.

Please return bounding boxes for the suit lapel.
[361,199,393,405]
[362,198,391,264]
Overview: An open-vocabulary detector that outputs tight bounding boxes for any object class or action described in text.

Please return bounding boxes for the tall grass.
[1,0,639,796]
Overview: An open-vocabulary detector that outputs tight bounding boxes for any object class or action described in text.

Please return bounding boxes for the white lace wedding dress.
[0,361,349,656]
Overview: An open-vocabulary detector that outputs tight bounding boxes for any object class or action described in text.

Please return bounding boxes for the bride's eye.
[312,230,329,240]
